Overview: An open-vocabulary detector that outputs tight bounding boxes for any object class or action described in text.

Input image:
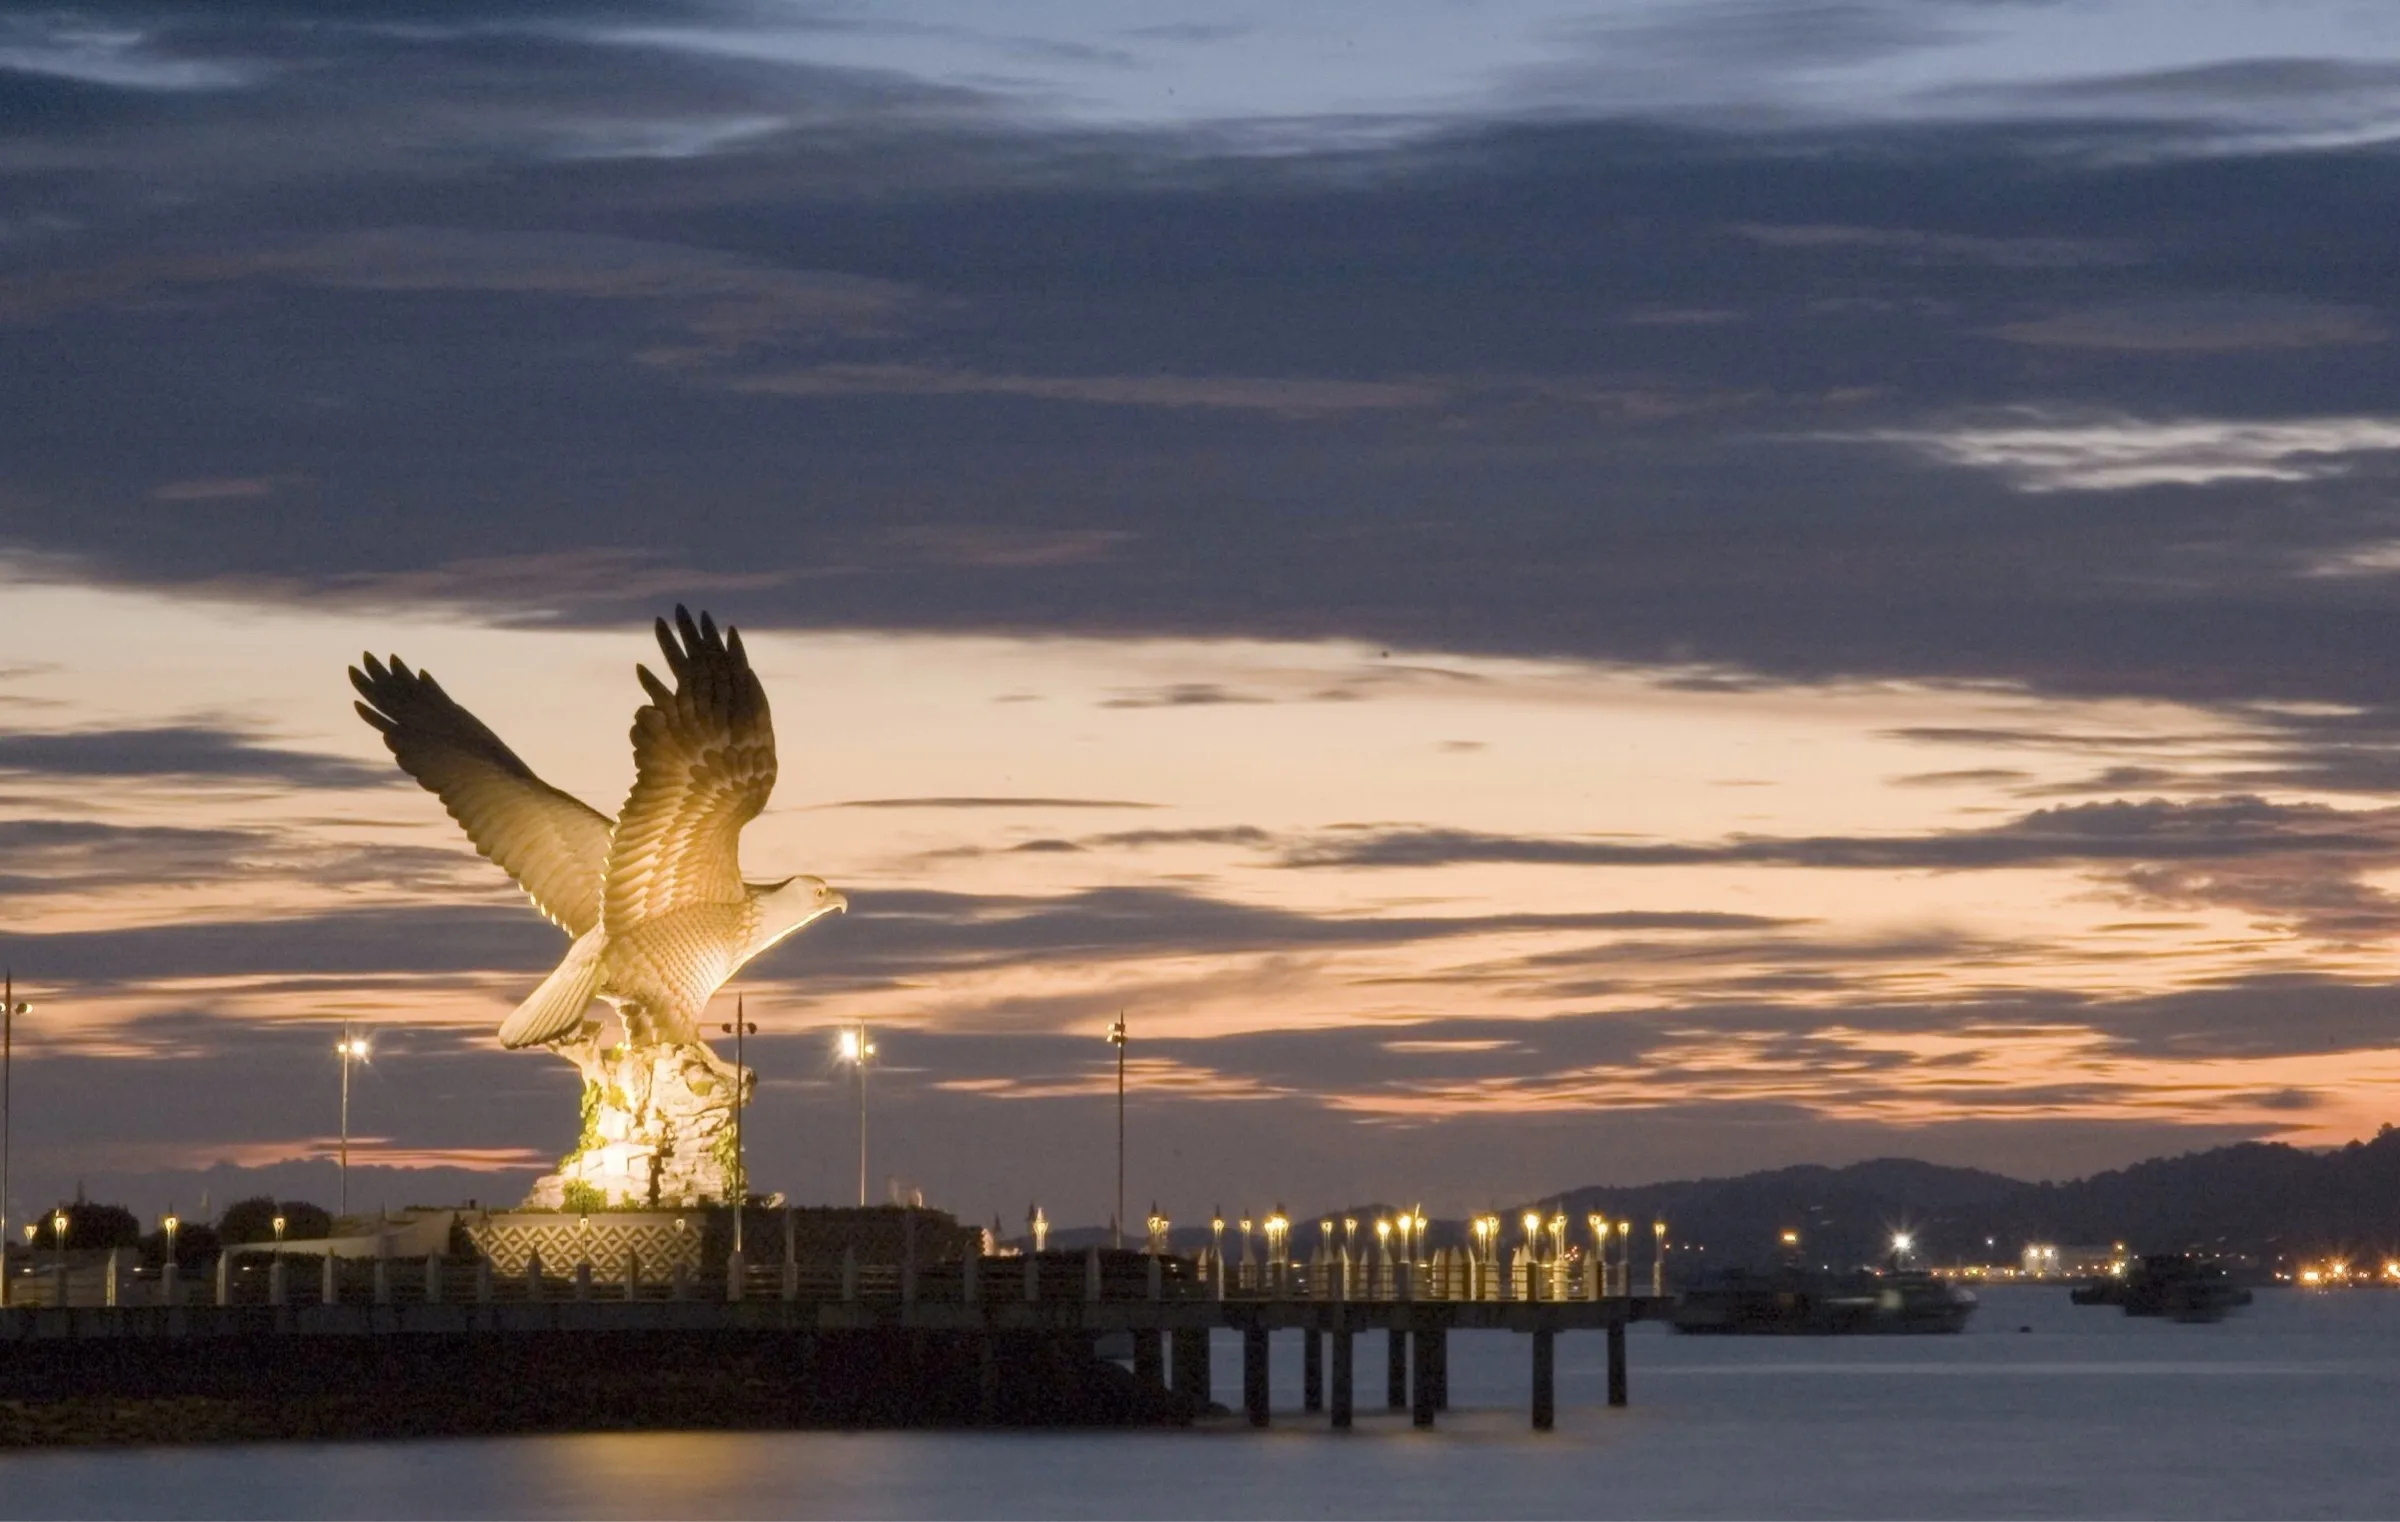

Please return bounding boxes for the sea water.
[3,1287,2395,1519]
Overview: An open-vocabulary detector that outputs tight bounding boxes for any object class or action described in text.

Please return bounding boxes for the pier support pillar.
[268,1257,287,1308]
[159,1261,179,1309]
[1133,1329,1164,1390]
[977,1334,1001,1425]
[425,1254,442,1304]
[1427,1326,1450,1410]
[1386,1328,1407,1409]
[214,1253,232,1307]
[1412,1329,1437,1428]
[1607,1319,1628,1408]
[1302,1328,1323,1411]
[1329,1327,1354,1430]
[1171,1327,1211,1407]
[320,1254,337,1307]
[1242,1325,1270,1428]
[1531,1327,1556,1431]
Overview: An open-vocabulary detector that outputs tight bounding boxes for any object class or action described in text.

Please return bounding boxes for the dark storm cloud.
[0,724,388,787]
[7,84,2400,740]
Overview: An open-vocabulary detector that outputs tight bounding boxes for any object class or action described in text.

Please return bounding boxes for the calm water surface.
[4,1288,2395,1519]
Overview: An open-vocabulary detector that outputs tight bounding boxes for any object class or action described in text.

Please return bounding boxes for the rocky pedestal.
[522,1036,751,1210]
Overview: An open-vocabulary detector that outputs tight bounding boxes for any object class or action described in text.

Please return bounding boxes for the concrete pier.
[1242,1325,1270,1427]
[1302,1327,1323,1411]
[1171,1326,1209,1407]
[1531,1327,1556,1431]
[1607,1319,1628,1407]
[1329,1325,1354,1429]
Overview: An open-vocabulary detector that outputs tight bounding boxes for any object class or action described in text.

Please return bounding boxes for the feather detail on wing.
[350,653,612,936]
[602,606,778,937]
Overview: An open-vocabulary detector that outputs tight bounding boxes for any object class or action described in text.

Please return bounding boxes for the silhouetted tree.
[217,1197,333,1245]
[139,1221,220,1269]
[28,1201,141,1251]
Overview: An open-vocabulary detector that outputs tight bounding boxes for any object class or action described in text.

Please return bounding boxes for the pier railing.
[3,1242,1658,1311]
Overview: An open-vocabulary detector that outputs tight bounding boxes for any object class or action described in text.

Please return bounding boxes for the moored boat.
[1670,1267,1975,1335]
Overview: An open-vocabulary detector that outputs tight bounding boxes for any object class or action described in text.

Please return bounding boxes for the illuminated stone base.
[522,1035,751,1210]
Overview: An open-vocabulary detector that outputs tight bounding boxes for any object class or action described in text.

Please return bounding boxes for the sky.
[4,0,2400,1235]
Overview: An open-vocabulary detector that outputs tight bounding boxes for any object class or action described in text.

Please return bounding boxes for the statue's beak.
[828,890,849,915]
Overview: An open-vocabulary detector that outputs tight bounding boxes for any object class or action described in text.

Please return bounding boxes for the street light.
[51,1207,67,1279]
[718,996,758,1254]
[334,1025,371,1218]
[835,1024,874,1208]
[1,969,31,1301]
[1106,1015,1127,1250]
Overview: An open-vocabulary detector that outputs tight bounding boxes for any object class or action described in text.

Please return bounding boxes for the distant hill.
[1530,1129,2400,1269]
[1108,1128,2400,1269]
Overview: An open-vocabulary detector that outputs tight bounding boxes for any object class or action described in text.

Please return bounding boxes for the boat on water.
[2070,1254,2251,1322]
[1669,1267,1976,1335]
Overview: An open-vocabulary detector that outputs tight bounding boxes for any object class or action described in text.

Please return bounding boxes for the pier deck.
[0,1248,1670,1430]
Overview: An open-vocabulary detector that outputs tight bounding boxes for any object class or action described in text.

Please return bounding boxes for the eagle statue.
[350,606,846,1053]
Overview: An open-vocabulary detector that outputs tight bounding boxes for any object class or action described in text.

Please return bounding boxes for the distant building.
[2021,1243,2124,1279]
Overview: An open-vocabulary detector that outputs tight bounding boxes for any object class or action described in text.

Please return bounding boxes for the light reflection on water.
[3,1288,2394,1520]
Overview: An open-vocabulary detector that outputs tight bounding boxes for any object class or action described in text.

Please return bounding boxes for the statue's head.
[761,874,847,944]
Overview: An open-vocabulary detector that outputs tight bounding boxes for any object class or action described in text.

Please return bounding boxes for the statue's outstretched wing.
[602,606,777,936]
[350,654,612,936]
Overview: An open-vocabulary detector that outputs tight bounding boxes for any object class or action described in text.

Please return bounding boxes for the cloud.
[1990,298,2384,352]
[0,24,259,92]
[1097,682,1272,710]
[1733,222,2135,269]
[1295,797,2400,872]
[820,797,1156,811]
[724,363,1445,415]
[1855,413,2400,490]
[0,724,389,788]
[0,904,558,984]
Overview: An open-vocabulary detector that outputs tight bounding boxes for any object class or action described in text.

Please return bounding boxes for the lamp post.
[334,1025,371,1219]
[1653,1219,1668,1296]
[1590,1214,1611,1296]
[835,1024,874,1207]
[1,970,29,1302]
[1106,1015,1126,1250]
[51,1207,67,1277]
[718,997,758,1254]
